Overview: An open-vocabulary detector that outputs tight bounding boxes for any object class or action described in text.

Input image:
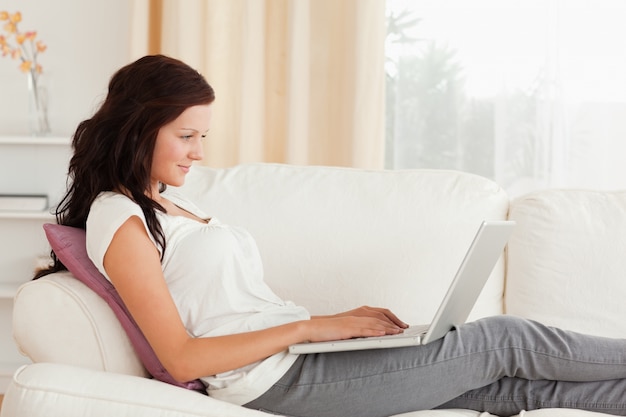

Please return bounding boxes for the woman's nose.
[190,140,204,161]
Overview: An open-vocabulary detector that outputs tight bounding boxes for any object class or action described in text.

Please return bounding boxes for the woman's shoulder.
[92,191,141,208]
[89,191,145,223]
[93,191,134,205]
[86,192,154,276]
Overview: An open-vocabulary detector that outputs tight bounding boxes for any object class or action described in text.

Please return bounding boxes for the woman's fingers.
[308,315,405,343]
[357,306,409,328]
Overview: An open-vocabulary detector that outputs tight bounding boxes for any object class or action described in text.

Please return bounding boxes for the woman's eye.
[181,135,193,140]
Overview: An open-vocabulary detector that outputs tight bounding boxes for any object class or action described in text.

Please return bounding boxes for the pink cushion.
[42,223,205,392]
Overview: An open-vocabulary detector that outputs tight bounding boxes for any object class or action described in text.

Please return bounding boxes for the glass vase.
[27,71,51,136]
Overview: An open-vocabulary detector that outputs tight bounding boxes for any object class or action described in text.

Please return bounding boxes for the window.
[385,0,626,196]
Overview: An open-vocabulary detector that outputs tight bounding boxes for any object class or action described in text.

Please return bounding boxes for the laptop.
[289,220,516,354]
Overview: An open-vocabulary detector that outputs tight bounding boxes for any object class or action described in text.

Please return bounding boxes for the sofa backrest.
[506,189,626,338]
[177,163,510,324]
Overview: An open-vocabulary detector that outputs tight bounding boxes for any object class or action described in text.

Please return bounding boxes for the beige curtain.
[130,0,386,169]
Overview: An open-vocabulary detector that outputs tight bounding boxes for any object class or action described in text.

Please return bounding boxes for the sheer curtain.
[386,0,626,196]
[131,0,386,169]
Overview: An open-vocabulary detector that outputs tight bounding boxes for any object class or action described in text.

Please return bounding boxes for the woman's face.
[151,104,212,192]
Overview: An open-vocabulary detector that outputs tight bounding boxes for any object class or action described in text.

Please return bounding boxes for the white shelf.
[0,135,71,145]
[0,210,55,220]
[0,135,71,146]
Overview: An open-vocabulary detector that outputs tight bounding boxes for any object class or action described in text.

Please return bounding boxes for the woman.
[36,55,626,417]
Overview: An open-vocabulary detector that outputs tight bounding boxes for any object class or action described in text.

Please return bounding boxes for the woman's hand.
[307,306,409,342]
[331,306,409,328]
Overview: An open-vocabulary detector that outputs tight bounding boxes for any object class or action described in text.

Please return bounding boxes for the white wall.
[0,0,133,136]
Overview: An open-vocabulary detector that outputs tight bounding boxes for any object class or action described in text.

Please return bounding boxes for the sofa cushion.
[41,223,205,391]
[506,189,626,338]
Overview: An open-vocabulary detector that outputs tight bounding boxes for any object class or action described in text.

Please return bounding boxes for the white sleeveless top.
[86,191,310,405]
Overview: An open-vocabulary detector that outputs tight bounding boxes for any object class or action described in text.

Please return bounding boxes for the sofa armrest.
[13,272,147,376]
[1,363,270,417]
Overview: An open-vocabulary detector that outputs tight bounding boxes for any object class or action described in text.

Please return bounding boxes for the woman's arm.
[104,216,405,382]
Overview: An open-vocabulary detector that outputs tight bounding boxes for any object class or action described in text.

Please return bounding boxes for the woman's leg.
[438,377,626,416]
[245,315,626,417]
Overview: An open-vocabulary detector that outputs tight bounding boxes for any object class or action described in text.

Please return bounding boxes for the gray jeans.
[244,315,626,417]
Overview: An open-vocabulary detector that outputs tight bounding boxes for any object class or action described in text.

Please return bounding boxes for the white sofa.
[5,163,626,417]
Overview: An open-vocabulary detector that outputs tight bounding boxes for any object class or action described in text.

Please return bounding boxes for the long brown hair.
[35,55,215,279]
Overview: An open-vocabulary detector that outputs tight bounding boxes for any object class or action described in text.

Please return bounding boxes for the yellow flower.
[1,11,46,74]
[36,40,46,53]
[19,60,31,73]
[3,22,16,33]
